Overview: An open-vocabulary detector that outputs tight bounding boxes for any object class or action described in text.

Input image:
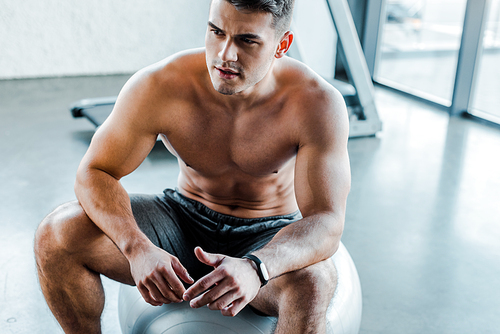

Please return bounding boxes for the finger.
[136,283,163,307]
[144,276,177,304]
[194,246,224,268]
[183,270,225,302]
[158,265,187,300]
[221,297,246,317]
[171,258,194,284]
[188,289,209,308]
[190,276,233,308]
[152,272,183,303]
[207,289,239,311]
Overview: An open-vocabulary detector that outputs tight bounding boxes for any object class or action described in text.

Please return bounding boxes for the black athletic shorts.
[130,189,302,280]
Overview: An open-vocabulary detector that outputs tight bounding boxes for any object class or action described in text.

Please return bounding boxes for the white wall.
[292,0,337,79]
[0,0,211,79]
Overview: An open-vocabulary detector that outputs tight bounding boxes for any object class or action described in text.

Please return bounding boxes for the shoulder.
[277,57,349,146]
[112,48,207,115]
[278,57,345,113]
[106,48,207,134]
[122,47,207,100]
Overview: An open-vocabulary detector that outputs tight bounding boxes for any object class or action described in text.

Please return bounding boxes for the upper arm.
[294,85,351,220]
[77,71,162,180]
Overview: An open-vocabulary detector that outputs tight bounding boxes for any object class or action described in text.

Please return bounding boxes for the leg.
[34,201,134,334]
[250,259,337,334]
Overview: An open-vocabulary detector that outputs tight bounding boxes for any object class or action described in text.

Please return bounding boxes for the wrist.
[120,234,154,260]
[243,254,270,287]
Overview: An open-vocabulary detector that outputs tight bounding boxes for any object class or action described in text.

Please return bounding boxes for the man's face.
[205,0,280,95]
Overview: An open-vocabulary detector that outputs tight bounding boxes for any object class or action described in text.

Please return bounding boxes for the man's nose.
[218,39,238,62]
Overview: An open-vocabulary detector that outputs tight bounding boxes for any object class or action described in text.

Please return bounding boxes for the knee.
[281,260,337,309]
[34,201,90,261]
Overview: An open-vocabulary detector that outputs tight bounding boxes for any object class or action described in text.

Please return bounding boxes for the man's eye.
[211,29,223,36]
[241,38,255,45]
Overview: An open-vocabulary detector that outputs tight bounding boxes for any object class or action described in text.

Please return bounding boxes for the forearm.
[252,212,344,279]
[75,167,151,258]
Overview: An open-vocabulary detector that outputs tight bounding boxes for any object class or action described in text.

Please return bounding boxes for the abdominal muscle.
[177,163,299,219]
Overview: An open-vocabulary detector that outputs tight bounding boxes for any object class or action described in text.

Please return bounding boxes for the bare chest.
[161,106,298,177]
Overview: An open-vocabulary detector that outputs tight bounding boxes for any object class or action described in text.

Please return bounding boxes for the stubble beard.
[216,84,237,95]
[209,60,245,95]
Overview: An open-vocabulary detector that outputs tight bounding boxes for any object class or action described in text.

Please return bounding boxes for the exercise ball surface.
[119,242,361,334]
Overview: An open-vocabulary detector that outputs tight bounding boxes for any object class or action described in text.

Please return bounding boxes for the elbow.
[74,163,89,198]
[74,163,120,198]
[74,162,102,197]
[321,211,344,258]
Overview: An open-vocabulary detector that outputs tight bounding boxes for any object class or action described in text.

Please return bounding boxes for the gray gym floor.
[1,74,499,333]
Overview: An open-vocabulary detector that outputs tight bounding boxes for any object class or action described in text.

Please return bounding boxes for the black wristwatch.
[243,254,270,287]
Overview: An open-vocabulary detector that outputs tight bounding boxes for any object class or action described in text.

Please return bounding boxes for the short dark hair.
[223,0,295,36]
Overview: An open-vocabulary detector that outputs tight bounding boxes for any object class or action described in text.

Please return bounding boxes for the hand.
[128,243,194,306]
[183,247,261,317]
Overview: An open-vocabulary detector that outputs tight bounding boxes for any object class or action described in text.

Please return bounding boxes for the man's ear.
[275,31,294,59]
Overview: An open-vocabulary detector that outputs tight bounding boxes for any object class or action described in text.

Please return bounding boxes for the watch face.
[259,263,270,281]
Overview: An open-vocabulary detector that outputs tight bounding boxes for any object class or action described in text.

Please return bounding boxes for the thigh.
[46,201,135,285]
[51,193,198,285]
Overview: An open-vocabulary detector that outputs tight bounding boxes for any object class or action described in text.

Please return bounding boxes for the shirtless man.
[34,0,351,333]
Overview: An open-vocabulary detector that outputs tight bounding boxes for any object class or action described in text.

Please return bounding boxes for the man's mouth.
[219,67,238,74]
[216,66,240,79]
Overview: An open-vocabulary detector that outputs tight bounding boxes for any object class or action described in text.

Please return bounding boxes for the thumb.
[194,246,224,268]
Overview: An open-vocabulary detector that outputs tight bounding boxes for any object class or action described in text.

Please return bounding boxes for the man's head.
[205,0,295,96]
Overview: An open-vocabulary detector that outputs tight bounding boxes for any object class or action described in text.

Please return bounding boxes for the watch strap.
[243,254,269,287]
